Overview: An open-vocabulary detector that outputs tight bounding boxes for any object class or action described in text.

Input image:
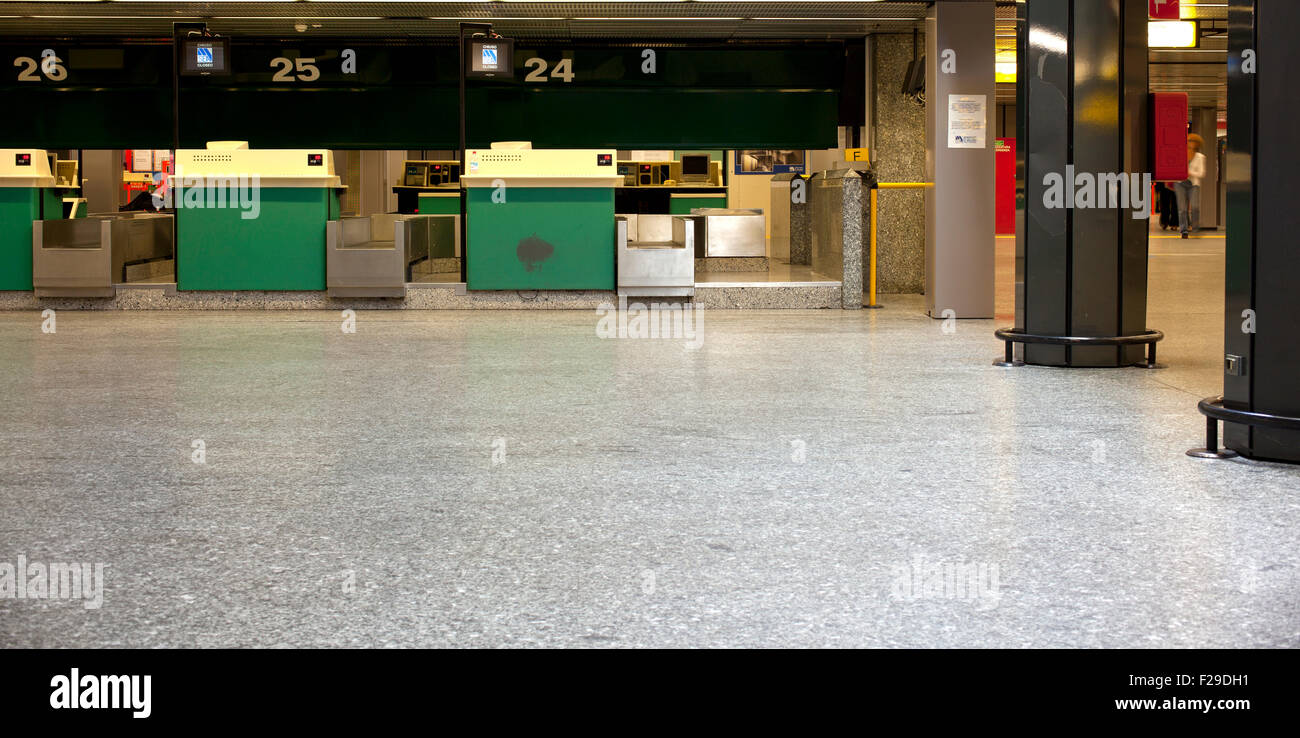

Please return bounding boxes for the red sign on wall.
[995,138,1015,235]
[1149,0,1180,20]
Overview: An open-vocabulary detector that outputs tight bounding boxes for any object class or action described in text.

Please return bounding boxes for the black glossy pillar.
[1222,0,1300,463]
[1017,0,1150,366]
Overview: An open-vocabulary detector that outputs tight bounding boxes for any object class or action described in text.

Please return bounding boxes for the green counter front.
[0,189,40,290]
[0,187,77,291]
[178,188,338,291]
[466,186,614,291]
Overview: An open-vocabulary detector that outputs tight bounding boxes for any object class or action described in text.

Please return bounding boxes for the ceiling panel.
[0,1,937,39]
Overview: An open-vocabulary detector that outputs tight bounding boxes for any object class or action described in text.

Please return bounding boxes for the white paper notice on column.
[947,94,987,149]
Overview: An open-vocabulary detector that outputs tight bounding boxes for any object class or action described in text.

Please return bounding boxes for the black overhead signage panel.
[0,43,172,148]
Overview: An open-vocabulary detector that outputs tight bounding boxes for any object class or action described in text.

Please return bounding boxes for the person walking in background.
[1175,133,1206,239]
[1156,181,1178,230]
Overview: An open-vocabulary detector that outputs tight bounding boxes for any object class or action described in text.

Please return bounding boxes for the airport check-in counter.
[326,213,458,297]
[690,208,766,258]
[174,142,341,291]
[32,213,174,297]
[462,145,621,290]
[616,214,695,298]
[0,149,71,290]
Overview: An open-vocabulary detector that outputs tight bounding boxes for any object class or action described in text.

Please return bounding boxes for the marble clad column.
[872,34,927,293]
[839,176,864,309]
[790,192,812,265]
[811,169,863,309]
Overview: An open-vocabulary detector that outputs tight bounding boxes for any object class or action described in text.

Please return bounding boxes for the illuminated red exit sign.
[1150,0,1180,20]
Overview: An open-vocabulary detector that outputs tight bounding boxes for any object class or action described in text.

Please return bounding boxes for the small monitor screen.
[468,38,514,79]
[15,153,31,167]
[681,155,710,177]
[181,38,230,76]
[404,164,428,187]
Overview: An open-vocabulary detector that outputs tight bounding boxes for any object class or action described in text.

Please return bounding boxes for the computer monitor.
[902,56,925,96]
[681,154,710,183]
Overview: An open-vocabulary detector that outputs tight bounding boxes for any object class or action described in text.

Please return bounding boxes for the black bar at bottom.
[0,649,1284,727]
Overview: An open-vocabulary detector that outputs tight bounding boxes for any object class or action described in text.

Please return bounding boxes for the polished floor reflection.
[1,227,1296,648]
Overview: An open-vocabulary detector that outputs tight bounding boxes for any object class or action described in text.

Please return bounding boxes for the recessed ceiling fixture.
[1149,20,1199,48]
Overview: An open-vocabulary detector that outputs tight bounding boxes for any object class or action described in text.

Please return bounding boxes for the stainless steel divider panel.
[32,217,114,297]
[690,208,766,258]
[327,216,405,298]
[617,214,695,297]
[110,213,173,283]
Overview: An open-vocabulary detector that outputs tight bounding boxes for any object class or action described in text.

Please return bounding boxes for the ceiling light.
[1149,20,1199,48]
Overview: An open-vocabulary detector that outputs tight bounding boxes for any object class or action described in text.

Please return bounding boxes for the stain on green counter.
[466,187,614,291]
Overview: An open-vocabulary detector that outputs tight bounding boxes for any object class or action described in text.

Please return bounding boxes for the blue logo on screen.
[482,48,497,66]
[196,46,213,66]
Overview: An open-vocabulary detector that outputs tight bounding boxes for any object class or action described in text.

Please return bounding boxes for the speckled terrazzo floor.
[1,229,1297,647]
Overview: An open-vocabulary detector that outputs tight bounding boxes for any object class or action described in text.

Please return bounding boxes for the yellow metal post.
[868,188,879,308]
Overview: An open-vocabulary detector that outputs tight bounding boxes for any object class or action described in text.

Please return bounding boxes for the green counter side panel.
[41,189,65,219]
[467,187,614,291]
[0,189,38,290]
[417,193,461,215]
[670,195,728,215]
[178,188,328,291]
